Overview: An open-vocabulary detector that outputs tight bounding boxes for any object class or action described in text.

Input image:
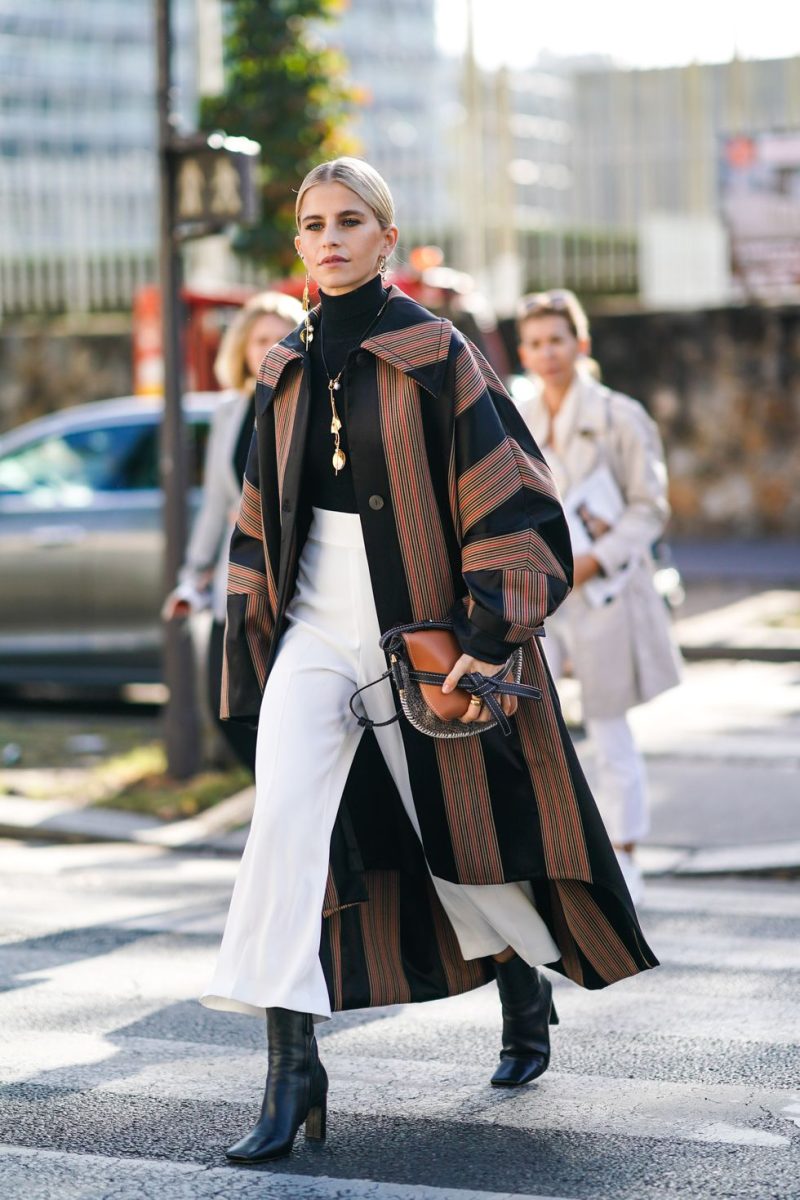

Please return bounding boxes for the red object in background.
[726,136,757,170]
[132,285,167,396]
[132,252,508,395]
[133,279,316,396]
[180,284,256,392]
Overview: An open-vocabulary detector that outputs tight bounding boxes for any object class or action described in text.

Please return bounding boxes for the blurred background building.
[318,0,452,252]
[572,56,800,307]
[0,0,196,317]
[1,0,799,538]
[2,0,800,317]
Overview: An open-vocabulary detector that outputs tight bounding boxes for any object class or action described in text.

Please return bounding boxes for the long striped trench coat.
[221,286,658,1011]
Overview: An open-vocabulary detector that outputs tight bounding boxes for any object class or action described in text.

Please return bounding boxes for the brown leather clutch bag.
[348,619,540,740]
[400,627,471,721]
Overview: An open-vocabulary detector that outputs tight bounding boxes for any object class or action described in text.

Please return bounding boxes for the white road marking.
[0,1033,792,1151]
[0,1145,575,1200]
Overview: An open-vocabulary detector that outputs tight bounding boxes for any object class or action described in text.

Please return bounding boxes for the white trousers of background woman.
[542,626,649,846]
[201,508,559,1021]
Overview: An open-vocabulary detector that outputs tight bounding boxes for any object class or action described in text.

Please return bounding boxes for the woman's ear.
[294,235,303,259]
[383,225,399,256]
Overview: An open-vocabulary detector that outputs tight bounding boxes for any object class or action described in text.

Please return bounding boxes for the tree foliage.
[201,0,357,274]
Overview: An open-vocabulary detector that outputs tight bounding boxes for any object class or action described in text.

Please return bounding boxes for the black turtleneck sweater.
[306,273,388,512]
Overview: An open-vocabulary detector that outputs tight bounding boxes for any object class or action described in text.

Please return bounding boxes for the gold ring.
[469,696,482,707]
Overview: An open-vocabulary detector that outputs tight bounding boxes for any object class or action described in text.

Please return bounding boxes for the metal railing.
[0,152,157,316]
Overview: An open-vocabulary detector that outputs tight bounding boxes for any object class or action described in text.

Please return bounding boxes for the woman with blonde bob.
[163,290,302,768]
[201,158,657,1162]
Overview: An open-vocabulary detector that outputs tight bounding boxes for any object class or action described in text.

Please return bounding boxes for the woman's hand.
[161,592,192,621]
[573,553,602,588]
[442,653,517,725]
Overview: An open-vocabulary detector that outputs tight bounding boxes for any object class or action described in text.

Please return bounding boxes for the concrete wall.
[590,305,800,537]
[0,321,132,435]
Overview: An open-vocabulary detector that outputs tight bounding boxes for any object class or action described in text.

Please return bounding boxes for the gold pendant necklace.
[327,374,346,474]
[318,288,389,477]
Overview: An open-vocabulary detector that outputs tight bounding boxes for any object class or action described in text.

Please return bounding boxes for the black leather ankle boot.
[226,1007,328,1163]
[490,955,559,1087]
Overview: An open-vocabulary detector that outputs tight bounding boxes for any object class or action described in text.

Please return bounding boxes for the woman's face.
[294,181,398,295]
[244,313,294,380]
[518,314,585,390]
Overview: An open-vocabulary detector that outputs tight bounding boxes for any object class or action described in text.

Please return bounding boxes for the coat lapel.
[254,325,309,635]
[362,287,451,398]
[560,375,610,491]
[255,285,451,411]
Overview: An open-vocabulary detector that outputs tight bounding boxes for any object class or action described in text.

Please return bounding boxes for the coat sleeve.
[590,394,670,578]
[175,398,233,607]
[220,406,275,724]
[449,335,573,664]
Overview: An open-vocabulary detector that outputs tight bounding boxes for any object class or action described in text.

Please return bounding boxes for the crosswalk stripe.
[1,1033,792,1151]
[0,1145,575,1200]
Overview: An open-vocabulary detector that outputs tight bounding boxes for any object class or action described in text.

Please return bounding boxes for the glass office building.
[0,0,195,313]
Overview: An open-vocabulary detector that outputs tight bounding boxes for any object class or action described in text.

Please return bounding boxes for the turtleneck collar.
[318,273,387,333]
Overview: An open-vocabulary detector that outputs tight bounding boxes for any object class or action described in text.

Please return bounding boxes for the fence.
[0,152,157,316]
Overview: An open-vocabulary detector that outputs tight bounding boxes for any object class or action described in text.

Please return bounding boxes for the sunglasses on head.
[519,290,572,315]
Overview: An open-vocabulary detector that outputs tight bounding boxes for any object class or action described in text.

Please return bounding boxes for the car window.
[0,422,159,498]
[0,414,210,500]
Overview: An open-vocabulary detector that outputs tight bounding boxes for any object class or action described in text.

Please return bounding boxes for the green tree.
[201,0,357,274]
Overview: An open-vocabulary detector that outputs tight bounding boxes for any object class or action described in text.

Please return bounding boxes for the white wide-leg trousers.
[201,508,559,1020]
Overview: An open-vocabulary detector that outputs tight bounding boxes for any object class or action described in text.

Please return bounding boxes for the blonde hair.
[516,288,590,343]
[214,291,303,391]
[295,157,396,234]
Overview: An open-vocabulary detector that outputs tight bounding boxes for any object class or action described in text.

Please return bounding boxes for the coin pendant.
[332,448,347,472]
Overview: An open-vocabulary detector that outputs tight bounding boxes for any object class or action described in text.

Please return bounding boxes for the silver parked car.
[0,394,216,686]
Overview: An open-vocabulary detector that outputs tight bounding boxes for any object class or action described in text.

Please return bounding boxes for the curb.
[678,644,799,664]
[637,843,800,878]
[1,794,798,877]
[673,590,800,665]
[0,788,253,856]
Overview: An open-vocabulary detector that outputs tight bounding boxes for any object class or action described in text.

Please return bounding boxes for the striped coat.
[222,286,658,1011]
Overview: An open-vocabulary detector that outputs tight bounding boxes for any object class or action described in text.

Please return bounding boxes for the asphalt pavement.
[1,838,799,1199]
[1,566,798,1197]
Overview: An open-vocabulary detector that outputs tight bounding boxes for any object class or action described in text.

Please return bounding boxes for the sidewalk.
[1,574,797,879]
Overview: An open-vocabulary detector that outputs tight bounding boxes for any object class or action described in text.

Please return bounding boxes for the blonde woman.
[202,160,657,1163]
[162,291,302,768]
[514,289,682,902]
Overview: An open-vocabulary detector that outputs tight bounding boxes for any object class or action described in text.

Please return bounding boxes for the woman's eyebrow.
[301,208,367,224]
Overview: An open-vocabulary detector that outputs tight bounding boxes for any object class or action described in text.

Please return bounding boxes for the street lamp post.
[156,0,201,779]
[155,0,259,778]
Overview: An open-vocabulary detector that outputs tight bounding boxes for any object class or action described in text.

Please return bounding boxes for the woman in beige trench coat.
[514,290,681,900]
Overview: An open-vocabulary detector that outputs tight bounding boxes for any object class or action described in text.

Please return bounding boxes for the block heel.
[305,1095,327,1141]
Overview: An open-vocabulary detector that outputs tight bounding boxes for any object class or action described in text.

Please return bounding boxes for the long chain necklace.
[319,292,389,475]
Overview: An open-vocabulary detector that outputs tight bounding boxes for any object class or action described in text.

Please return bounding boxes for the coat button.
[368,494,384,511]
[281,498,292,513]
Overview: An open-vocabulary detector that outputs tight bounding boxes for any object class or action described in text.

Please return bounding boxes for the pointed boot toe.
[225,1008,328,1163]
[490,956,557,1088]
[490,1052,549,1087]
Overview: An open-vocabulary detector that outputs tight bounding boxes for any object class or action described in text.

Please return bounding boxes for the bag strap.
[431,669,543,736]
[348,670,403,730]
[349,666,542,737]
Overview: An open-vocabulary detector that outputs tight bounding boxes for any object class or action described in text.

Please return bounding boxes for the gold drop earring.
[300,260,314,346]
[378,255,387,275]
